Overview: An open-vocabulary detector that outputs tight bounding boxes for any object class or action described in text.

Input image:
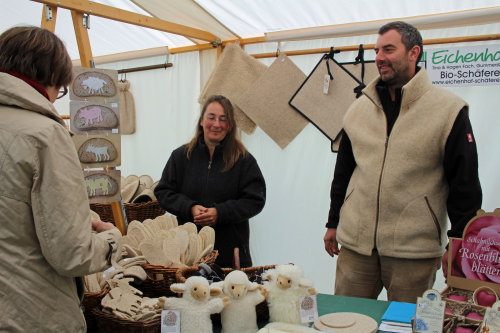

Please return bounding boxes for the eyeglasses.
[57,86,68,99]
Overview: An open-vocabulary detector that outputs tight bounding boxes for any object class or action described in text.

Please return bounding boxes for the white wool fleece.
[264,265,315,325]
[162,276,225,333]
[213,270,265,333]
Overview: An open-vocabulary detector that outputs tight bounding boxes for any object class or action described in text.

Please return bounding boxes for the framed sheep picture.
[83,169,121,204]
[72,134,121,168]
[69,100,120,135]
[69,67,119,102]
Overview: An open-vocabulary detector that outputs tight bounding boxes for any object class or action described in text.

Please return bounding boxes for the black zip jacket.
[327,80,482,240]
[155,139,266,268]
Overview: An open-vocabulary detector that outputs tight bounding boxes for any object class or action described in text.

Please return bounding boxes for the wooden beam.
[75,33,499,65]
[71,10,93,68]
[40,4,57,32]
[31,0,218,42]
[251,34,500,59]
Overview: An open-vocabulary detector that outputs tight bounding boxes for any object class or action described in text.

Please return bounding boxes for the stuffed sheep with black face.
[263,264,317,325]
[212,270,268,333]
[158,276,230,333]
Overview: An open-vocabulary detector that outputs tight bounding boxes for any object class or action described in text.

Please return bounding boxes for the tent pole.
[70,9,128,235]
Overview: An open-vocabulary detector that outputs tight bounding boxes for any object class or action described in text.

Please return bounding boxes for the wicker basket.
[91,308,160,333]
[139,250,218,298]
[90,200,165,223]
[82,287,109,331]
[177,264,275,323]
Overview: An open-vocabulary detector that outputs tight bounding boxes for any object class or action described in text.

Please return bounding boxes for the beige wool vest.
[337,69,467,259]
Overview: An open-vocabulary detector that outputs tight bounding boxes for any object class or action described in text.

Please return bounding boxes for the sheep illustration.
[85,144,109,162]
[78,106,103,126]
[82,76,107,94]
[85,177,112,196]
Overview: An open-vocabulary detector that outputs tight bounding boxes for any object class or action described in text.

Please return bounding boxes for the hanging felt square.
[290,56,378,151]
[199,43,267,134]
[234,53,308,149]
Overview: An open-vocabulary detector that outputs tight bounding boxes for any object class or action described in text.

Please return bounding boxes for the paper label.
[414,290,445,333]
[482,301,500,333]
[161,310,180,333]
[300,294,318,323]
[102,266,115,279]
[323,74,330,94]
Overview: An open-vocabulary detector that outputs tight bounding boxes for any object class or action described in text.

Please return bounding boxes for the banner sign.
[423,44,500,87]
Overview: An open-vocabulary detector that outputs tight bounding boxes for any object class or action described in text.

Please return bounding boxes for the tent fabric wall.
[53,25,500,298]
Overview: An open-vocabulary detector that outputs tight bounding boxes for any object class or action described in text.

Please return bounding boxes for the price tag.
[414,289,445,333]
[102,266,115,279]
[300,294,318,323]
[161,310,180,333]
[323,74,331,94]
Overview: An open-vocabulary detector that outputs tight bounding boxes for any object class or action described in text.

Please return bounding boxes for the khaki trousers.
[334,247,441,303]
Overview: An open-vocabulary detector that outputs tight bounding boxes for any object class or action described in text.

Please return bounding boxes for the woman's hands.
[91,219,116,232]
[191,205,218,226]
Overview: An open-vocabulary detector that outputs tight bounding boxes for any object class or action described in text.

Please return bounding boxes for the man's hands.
[324,228,339,257]
[191,205,217,226]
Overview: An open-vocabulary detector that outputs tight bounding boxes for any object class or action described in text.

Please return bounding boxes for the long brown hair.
[0,26,73,88]
[186,95,247,171]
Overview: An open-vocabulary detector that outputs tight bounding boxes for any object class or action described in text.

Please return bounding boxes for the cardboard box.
[448,209,500,296]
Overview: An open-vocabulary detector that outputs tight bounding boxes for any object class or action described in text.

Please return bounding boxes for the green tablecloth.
[213,293,393,332]
[317,293,392,332]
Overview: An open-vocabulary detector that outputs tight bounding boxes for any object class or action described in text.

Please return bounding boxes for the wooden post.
[71,10,93,68]
[40,4,57,32]
[70,10,127,234]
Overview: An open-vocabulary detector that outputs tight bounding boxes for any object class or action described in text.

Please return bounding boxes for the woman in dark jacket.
[155,95,266,268]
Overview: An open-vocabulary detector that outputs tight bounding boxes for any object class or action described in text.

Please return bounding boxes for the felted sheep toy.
[263,264,317,325]
[158,276,230,333]
[212,270,268,333]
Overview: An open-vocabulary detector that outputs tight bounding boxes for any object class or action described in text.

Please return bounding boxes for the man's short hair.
[379,21,424,65]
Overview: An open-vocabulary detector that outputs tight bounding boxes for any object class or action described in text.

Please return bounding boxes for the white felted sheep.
[158,276,230,333]
[263,264,317,325]
[212,270,268,333]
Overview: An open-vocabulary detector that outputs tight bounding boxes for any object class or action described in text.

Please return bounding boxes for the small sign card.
[481,300,500,333]
[300,294,318,323]
[414,289,445,333]
[161,310,180,333]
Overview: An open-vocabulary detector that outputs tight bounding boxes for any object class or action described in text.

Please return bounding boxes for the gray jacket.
[0,73,121,332]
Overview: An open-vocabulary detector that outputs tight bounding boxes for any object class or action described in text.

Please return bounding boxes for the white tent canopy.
[2,0,500,297]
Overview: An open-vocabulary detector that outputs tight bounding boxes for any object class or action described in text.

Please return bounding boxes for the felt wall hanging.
[72,134,121,168]
[199,43,268,134]
[118,80,136,135]
[84,169,121,204]
[70,100,120,135]
[70,67,119,101]
[234,53,308,149]
[289,49,378,152]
